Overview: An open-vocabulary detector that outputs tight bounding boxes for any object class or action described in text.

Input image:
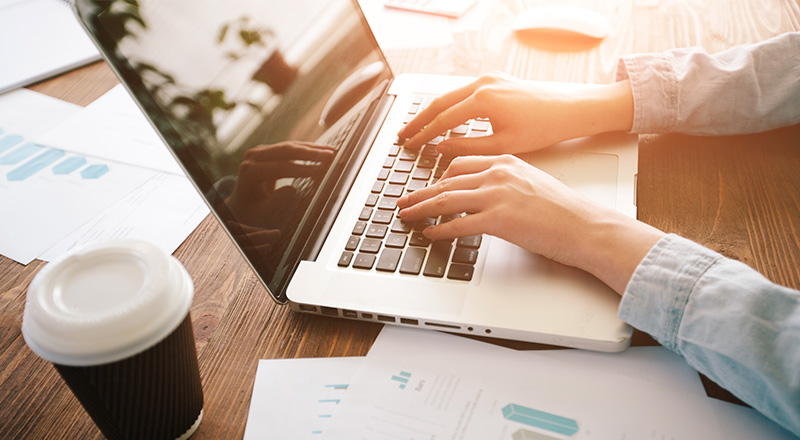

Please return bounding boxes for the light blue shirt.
[616,32,800,437]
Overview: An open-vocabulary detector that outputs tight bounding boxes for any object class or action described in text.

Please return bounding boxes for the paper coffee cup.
[22,240,204,440]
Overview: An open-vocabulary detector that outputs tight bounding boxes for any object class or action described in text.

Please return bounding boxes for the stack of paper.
[0,87,208,265]
[244,326,796,439]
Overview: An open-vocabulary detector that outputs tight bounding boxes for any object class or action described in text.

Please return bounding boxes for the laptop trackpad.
[523,150,618,209]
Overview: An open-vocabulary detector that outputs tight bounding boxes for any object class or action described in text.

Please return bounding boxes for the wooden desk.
[2,1,799,438]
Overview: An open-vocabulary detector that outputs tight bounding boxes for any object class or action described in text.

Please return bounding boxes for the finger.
[435,133,513,157]
[402,98,484,150]
[245,142,336,162]
[422,212,488,241]
[397,188,487,223]
[397,80,483,140]
[397,163,486,209]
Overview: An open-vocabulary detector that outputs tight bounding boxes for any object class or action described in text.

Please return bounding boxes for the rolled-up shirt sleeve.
[620,234,800,436]
[616,31,800,135]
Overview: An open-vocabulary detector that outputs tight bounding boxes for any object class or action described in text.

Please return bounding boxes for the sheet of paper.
[0,89,146,264]
[0,0,101,93]
[243,357,363,440]
[326,326,795,439]
[36,84,184,175]
[39,171,209,261]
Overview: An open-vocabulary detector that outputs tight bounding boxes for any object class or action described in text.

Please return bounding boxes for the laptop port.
[321,306,339,317]
[342,310,358,318]
[400,318,418,325]
[298,304,317,312]
[377,315,396,323]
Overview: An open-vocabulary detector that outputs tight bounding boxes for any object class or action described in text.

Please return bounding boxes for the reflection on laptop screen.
[75,0,393,301]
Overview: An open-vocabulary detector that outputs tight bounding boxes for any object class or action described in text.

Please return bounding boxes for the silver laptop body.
[74,0,636,351]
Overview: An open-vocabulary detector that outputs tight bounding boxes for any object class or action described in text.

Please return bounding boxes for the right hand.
[397,72,634,157]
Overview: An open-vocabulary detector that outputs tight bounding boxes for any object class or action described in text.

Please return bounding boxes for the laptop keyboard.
[337,96,491,281]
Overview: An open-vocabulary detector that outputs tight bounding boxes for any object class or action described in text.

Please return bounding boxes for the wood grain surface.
[1,0,798,438]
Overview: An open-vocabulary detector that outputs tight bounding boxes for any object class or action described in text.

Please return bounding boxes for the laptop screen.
[74,0,393,302]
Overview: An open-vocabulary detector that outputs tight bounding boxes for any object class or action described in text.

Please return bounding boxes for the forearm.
[621,234,800,436]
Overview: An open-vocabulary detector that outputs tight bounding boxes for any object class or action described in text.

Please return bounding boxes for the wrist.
[577,80,634,136]
[575,211,665,295]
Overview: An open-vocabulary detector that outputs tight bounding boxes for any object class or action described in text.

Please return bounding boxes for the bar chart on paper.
[0,124,153,264]
[503,403,580,439]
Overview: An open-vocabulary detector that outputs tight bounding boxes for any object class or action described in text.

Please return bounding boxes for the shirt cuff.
[618,234,723,352]
[615,53,680,134]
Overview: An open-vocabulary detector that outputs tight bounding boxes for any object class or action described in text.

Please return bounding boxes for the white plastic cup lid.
[22,240,194,366]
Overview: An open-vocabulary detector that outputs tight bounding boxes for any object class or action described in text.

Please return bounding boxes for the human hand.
[227,141,335,225]
[397,72,634,157]
[396,155,664,294]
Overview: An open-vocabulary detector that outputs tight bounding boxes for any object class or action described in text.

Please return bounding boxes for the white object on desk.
[383,0,477,18]
[0,0,101,93]
[36,85,185,176]
[325,326,796,439]
[512,5,612,39]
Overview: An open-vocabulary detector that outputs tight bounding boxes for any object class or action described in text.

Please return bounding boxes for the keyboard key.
[376,248,403,272]
[383,156,396,168]
[400,247,427,275]
[384,184,404,197]
[359,207,372,221]
[377,168,390,181]
[360,238,382,253]
[414,218,436,231]
[388,144,401,156]
[365,193,379,207]
[338,251,354,267]
[377,196,399,211]
[412,168,432,180]
[353,253,376,269]
[394,160,414,173]
[409,232,431,247]
[406,180,427,192]
[452,247,478,264]
[471,120,491,131]
[373,210,393,224]
[451,124,469,135]
[421,145,439,157]
[345,235,360,251]
[366,224,388,239]
[457,235,482,248]
[417,156,436,168]
[352,221,367,235]
[386,233,408,248]
[372,180,385,193]
[447,263,474,281]
[389,171,409,185]
[398,149,418,161]
[391,219,413,233]
[423,241,452,278]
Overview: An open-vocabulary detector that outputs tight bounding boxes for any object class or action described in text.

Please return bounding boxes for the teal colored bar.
[399,371,412,378]
[0,142,43,165]
[324,384,349,390]
[391,375,409,384]
[52,156,87,175]
[502,404,579,437]
[311,431,322,434]
[0,134,23,154]
[81,164,109,179]
[318,414,332,418]
[7,150,66,181]
[318,399,340,403]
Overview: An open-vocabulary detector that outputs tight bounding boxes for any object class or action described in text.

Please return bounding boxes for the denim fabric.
[616,31,800,136]
[620,234,800,437]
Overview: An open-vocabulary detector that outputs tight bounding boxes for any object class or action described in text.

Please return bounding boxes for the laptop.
[73,0,637,351]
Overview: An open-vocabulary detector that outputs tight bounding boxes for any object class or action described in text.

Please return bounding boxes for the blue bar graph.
[0,143,43,165]
[53,157,87,175]
[81,164,110,179]
[0,134,23,155]
[502,404,579,437]
[391,371,412,389]
[7,150,66,181]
